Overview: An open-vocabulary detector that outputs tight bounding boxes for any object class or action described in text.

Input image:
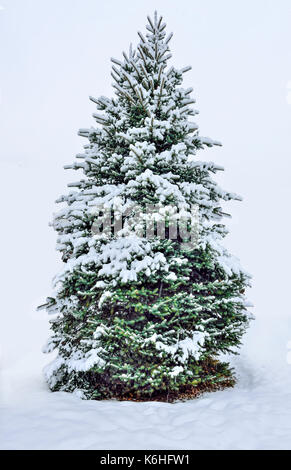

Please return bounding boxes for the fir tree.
[40,12,252,400]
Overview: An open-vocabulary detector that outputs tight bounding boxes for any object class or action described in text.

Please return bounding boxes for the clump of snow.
[147,330,208,363]
[178,331,208,362]
[169,366,184,378]
[166,272,177,281]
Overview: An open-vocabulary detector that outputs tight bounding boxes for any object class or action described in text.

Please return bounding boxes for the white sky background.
[0,0,291,365]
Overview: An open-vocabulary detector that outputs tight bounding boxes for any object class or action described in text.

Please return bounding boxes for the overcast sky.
[0,0,291,363]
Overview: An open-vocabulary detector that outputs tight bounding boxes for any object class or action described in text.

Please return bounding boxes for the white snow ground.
[1,312,291,450]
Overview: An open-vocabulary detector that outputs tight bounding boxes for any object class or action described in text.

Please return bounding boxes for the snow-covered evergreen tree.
[40,13,252,400]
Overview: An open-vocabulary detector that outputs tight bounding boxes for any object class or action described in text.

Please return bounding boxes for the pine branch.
[129,43,134,59]
[181,65,192,73]
[130,145,144,163]
[147,15,155,33]
[138,46,149,70]
[117,132,131,144]
[111,71,120,83]
[181,99,196,107]
[140,62,150,83]
[166,66,174,76]
[156,77,165,109]
[103,127,115,139]
[134,86,151,117]
[160,53,172,63]
[63,163,86,170]
[78,129,90,137]
[141,79,150,91]
[164,103,175,115]
[185,87,193,96]
[165,32,173,44]
[157,65,163,83]
[187,122,199,133]
[137,31,146,43]
[67,181,83,188]
[112,83,135,104]
[154,42,158,61]
[180,107,192,115]
[89,95,99,105]
[149,77,155,91]
[140,44,155,61]
[112,65,121,77]
[122,51,130,63]
[130,60,143,82]
[111,57,123,66]
[92,113,110,126]
[123,71,138,94]
[157,15,163,30]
